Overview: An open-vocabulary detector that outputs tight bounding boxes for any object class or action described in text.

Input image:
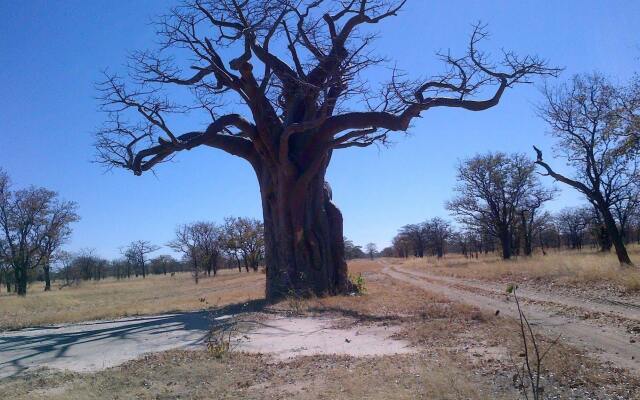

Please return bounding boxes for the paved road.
[0,311,212,379]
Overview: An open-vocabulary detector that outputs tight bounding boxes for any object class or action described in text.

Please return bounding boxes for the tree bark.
[599,205,633,265]
[44,263,51,291]
[258,163,350,301]
[499,228,512,260]
[14,265,28,296]
[520,211,533,256]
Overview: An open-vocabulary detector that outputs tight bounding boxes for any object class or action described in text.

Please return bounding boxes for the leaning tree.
[95,0,557,300]
[534,73,639,265]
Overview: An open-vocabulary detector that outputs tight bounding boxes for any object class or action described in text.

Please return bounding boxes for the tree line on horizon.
[385,72,640,263]
[387,204,640,261]
[0,178,266,295]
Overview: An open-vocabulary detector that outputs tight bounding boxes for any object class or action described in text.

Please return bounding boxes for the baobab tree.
[534,73,639,265]
[95,0,557,300]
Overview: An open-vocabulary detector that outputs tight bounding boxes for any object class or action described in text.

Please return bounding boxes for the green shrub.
[349,273,367,294]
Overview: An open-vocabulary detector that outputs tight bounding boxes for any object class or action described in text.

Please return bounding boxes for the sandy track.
[381,261,640,373]
[0,301,411,379]
[0,311,211,379]
[407,270,640,322]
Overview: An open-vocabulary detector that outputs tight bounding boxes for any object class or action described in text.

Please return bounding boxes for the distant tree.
[398,224,428,258]
[556,207,590,250]
[0,260,12,293]
[191,222,224,276]
[534,73,639,265]
[149,254,179,275]
[55,250,74,285]
[40,201,80,290]
[518,186,557,256]
[424,217,453,258]
[344,237,365,260]
[236,218,264,272]
[392,233,412,258]
[0,169,79,295]
[365,243,377,260]
[169,224,203,283]
[69,249,109,281]
[94,0,557,300]
[379,246,394,257]
[613,73,640,153]
[123,240,160,278]
[611,181,640,244]
[222,217,264,272]
[110,258,129,280]
[533,211,558,255]
[447,152,544,260]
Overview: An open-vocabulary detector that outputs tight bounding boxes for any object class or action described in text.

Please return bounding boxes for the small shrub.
[286,289,307,314]
[507,284,559,400]
[350,273,367,294]
[206,331,231,358]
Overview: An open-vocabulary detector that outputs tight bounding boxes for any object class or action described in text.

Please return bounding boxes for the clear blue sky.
[1,1,638,258]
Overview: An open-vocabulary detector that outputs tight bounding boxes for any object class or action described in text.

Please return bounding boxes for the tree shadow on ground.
[0,299,267,379]
[305,306,407,325]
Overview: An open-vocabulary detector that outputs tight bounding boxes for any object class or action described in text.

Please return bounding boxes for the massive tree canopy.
[95,0,557,300]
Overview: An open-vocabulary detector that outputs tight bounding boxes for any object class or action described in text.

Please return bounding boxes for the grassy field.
[0,269,265,330]
[3,259,638,399]
[397,246,640,292]
[3,248,640,331]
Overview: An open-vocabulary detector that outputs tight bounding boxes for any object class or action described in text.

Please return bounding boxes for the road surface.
[381,260,640,373]
[0,311,211,378]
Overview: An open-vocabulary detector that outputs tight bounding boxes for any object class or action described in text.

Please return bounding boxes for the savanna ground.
[2,252,640,399]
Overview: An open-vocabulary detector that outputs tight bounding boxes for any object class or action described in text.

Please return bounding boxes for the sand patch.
[234,316,413,360]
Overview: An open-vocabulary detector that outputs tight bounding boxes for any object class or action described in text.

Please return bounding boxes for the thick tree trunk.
[599,206,633,266]
[44,264,51,291]
[14,265,28,296]
[258,165,350,301]
[436,245,444,258]
[499,229,512,260]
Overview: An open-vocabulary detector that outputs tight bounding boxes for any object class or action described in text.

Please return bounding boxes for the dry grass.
[286,259,482,326]
[2,259,638,399]
[0,351,509,400]
[399,247,640,292]
[0,270,265,330]
[0,260,508,400]
[483,318,640,399]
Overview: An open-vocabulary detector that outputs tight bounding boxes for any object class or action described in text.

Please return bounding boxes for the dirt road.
[381,261,640,373]
[0,311,211,379]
